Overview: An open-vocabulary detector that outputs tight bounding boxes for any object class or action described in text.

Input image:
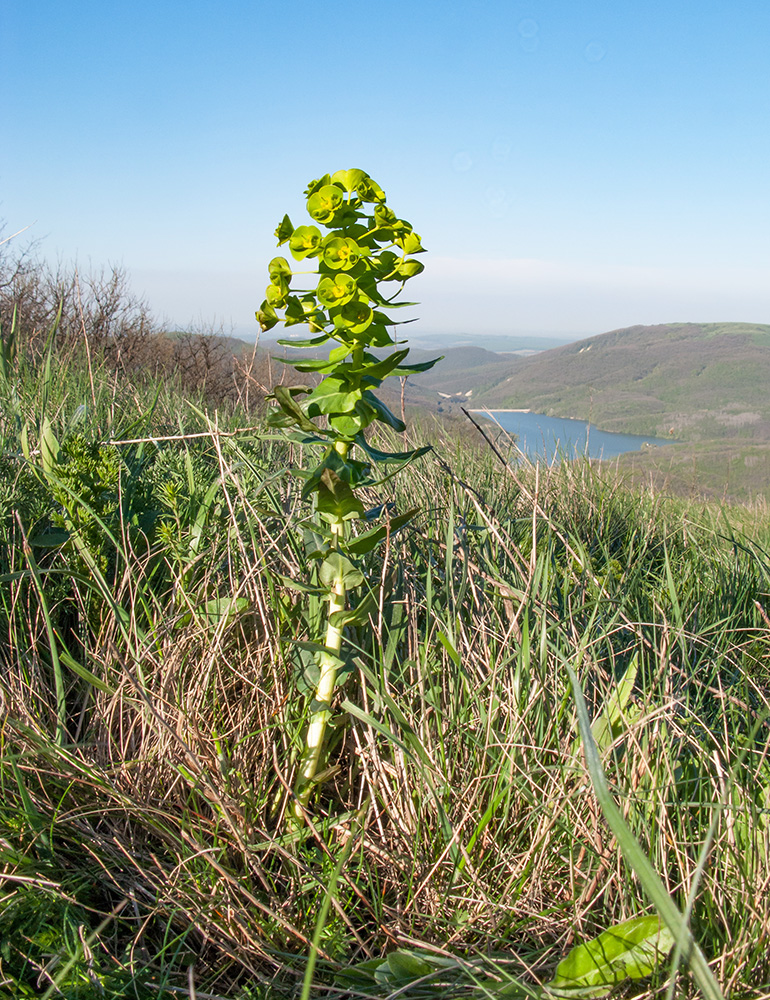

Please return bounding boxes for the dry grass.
[1,391,770,996]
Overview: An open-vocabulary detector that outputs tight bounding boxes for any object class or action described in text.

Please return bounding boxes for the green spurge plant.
[257,169,438,826]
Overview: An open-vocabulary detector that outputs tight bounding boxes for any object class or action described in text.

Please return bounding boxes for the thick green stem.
[291,442,350,827]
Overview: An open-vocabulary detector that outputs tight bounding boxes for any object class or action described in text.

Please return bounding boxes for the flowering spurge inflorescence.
[258,169,438,826]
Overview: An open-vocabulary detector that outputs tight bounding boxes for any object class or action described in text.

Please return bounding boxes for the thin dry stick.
[0,223,33,247]
[106,424,264,446]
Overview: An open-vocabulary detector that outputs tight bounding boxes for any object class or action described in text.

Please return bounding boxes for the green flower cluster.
[258,169,437,518]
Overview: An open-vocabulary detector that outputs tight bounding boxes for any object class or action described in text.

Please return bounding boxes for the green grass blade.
[567,665,724,1000]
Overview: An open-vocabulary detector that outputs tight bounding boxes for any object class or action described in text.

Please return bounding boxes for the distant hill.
[246,331,575,354]
[469,322,770,443]
[259,340,524,400]
[405,333,576,353]
[229,323,770,500]
[402,345,519,397]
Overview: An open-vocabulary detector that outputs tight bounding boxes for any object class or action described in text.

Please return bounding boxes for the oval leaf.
[307,184,344,223]
[331,168,367,192]
[317,273,357,308]
[545,915,675,998]
[320,551,364,589]
[317,469,366,522]
[289,225,323,260]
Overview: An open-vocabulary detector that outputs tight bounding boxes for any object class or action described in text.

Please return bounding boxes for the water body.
[472,410,675,463]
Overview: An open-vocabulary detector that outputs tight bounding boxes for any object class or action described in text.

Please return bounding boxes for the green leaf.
[545,915,675,998]
[29,530,70,548]
[58,644,115,694]
[265,280,289,306]
[320,551,364,588]
[307,184,344,224]
[357,348,410,381]
[304,173,332,196]
[317,273,357,307]
[394,258,424,279]
[335,957,386,987]
[397,231,425,254]
[591,654,639,754]
[302,448,372,498]
[290,357,341,374]
[330,206,366,231]
[322,236,367,271]
[437,630,461,667]
[276,333,331,348]
[292,639,340,656]
[275,214,294,244]
[256,301,279,331]
[329,587,381,627]
[291,642,355,694]
[202,596,250,625]
[289,225,323,260]
[393,355,443,375]
[278,575,324,594]
[316,469,365,521]
[40,416,60,476]
[370,249,399,277]
[361,391,406,431]
[294,643,338,688]
[294,652,321,696]
[271,383,312,398]
[329,410,370,437]
[328,343,350,362]
[270,385,318,433]
[367,324,396,348]
[269,255,293,280]
[356,174,386,203]
[380,950,433,984]
[266,408,299,429]
[331,300,374,334]
[307,377,361,416]
[346,509,418,555]
[332,168,368,192]
[374,204,397,227]
[356,437,431,464]
[284,295,308,323]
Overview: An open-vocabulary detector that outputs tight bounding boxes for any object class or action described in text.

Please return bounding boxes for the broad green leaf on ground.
[544,914,674,998]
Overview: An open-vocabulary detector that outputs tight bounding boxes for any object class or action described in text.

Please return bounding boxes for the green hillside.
[262,340,521,407]
[471,322,770,442]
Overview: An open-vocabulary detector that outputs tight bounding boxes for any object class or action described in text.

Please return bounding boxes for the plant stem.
[291,443,350,826]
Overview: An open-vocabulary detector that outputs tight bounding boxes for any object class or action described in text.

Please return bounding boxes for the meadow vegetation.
[1,233,770,997]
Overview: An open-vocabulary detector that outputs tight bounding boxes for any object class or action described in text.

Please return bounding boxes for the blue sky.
[3,0,770,341]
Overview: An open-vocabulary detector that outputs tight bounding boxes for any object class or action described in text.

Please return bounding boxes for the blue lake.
[472,410,675,463]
